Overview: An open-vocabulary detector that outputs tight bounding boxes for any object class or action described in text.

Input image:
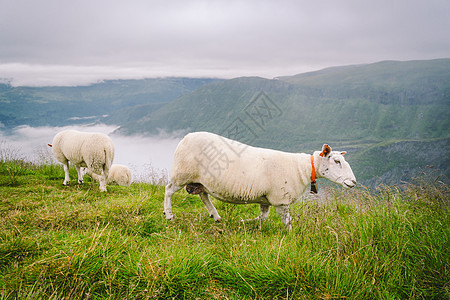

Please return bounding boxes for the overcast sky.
[1,0,449,86]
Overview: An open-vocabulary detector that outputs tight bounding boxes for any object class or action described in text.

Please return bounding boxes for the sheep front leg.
[63,162,70,186]
[164,182,182,219]
[242,204,270,223]
[199,192,221,222]
[275,205,292,231]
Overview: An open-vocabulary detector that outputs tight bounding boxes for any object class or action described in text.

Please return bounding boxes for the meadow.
[0,150,448,299]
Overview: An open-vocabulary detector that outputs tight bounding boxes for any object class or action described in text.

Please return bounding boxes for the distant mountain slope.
[114,59,450,185]
[0,77,222,128]
[351,137,450,186]
[117,59,449,144]
[113,77,293,138]
[277,59,449,105]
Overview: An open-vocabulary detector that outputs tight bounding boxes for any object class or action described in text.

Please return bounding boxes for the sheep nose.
[343,179,356,188]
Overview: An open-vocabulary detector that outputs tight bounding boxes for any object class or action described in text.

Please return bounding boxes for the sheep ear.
[320,144,331,157]
[340,151,347,155]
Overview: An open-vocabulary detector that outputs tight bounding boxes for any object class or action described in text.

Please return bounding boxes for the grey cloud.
[0,0,449,86]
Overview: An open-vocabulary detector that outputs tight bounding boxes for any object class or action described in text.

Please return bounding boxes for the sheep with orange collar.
[164,131,356,229]
[49,129,115,192]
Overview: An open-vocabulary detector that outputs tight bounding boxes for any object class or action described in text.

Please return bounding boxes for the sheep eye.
[334,159,341,165]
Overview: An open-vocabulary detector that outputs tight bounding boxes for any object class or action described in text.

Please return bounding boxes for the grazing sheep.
[81,164,132,187]
[49,129,115,192]
[164,131,356,229]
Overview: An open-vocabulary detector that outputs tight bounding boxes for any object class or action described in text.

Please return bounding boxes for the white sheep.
[49,129,115,192]
[164,131,356,229]
[81,164,132,187]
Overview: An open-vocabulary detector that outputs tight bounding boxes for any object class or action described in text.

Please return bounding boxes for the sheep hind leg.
[164,182,183,219]
[90,167,107,192]
[62,162,70,186]
[199,192,221,222]
[75,165,84,184]
[98,175,107,192]
[99,163,110,192]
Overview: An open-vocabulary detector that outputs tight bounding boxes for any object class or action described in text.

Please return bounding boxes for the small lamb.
[81,164,132,187]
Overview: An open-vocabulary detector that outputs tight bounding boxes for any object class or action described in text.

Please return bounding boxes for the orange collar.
[310,155,318,194]
[310,155,316,183]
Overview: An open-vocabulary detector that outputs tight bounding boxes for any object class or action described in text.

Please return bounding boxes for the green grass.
[0,158,449,299]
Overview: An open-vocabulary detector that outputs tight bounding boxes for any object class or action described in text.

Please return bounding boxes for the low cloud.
[0,124,181,183]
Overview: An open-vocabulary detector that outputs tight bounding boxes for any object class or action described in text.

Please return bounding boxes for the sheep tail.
[103,146,114,178]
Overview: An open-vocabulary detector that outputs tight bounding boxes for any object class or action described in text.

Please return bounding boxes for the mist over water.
[0,124,182,183]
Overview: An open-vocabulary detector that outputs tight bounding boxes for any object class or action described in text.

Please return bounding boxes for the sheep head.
[316,144,357,188]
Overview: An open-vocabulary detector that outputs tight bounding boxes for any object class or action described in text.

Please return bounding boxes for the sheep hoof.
[163,211,173,220]
[78,180,83,184]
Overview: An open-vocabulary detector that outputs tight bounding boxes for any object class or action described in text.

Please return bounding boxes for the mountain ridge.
[0,59,448,186]
[115,59,449,141]
[110,59,449,185]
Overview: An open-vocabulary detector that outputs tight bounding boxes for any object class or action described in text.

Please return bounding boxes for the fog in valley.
[0,124,182,183]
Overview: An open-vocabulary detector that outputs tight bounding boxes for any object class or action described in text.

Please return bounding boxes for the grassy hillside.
[1,149,449,299]
[0,78,221,128]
